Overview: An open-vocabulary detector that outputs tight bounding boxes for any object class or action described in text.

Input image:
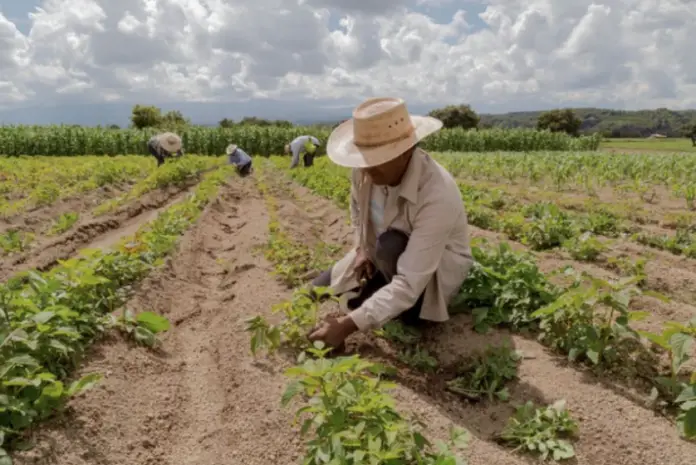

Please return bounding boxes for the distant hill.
[479,108,696,137]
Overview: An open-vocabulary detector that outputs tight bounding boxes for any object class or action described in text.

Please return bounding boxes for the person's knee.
[375,229,409,277]
[311,269,332,287]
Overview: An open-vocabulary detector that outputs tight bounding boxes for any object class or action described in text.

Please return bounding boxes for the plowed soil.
[0,180,199,281]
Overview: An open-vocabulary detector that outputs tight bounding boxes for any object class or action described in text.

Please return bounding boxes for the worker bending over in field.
[308,97,473,349]
[286,135,321,168]
[147,132,184,167]
[226,144,253,176]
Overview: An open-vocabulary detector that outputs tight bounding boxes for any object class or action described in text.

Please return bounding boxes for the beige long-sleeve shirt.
[329,148,474,331]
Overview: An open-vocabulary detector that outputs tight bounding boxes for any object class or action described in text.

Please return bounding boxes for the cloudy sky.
[0,0,694,124]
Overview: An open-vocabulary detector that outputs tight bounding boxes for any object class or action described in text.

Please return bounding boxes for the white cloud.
[0,0,695,114]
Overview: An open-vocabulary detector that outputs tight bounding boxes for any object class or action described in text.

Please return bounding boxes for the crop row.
[0,165,234,459]
[266,156,696,442]
[279,156,695,263]
[0,125,600,156]
[0,156,152,218]
[435,151,696,195]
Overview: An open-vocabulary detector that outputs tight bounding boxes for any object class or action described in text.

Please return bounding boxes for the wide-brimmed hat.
[327,97,442,168]
[159,132,182,152]
[226,144,238,155]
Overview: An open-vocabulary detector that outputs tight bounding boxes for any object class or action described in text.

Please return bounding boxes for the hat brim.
[159,133,182,153]
[326,115,442,168]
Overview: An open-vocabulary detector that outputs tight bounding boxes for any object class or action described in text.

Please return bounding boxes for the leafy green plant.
[562,232,607,261]
[452,240,560,333]
[376,321,422,345]
[639,318,696,437]
[246,287,336,355]
[110,310,171,348]
[0,230,34,255]
[48,212,79,235]
[282,342,470,465]
[606,255,648,287]
[496,400,578,461]
[521,203,577,251]
[397,347,439,372]
[446,344,520,402]
[531,273,659,366]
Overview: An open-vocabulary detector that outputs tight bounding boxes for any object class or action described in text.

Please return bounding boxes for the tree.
[682,123,696,146]
[130,105,163,129]
[536,109,582,136]
[427,104,480,130]
[162,110,189,126]
[219,118,235,128]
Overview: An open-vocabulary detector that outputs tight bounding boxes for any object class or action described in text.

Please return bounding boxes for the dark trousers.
[148,143,165,167]
[312,229,425,326]
[303,152,315,167]
[237,161,252,177]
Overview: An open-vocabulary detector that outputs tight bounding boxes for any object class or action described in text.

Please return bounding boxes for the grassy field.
[2,139,696,465]
[601,137,696,152]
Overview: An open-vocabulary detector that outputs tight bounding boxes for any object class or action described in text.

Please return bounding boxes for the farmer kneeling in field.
[226,144,253,176]
[286,135,321,168]
[308,97,473,349]
[147,132,184,167]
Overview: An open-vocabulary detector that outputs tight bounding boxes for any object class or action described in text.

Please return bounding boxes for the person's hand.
[308,315,358,349]
[354,248,374,284]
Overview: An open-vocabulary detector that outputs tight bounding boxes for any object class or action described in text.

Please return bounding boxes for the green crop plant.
[282,342,470,464]
[496,400,578,461]
[446,344,521,402]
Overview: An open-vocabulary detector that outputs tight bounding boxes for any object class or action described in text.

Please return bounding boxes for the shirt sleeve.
[348,192,458,331]
[289,144,301,168]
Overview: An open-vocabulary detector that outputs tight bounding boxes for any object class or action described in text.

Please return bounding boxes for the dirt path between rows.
[13,170,696,465]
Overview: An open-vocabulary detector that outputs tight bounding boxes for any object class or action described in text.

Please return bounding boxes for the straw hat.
[327,97,442,168]
[226,144,238,155]
[159,132,182,152]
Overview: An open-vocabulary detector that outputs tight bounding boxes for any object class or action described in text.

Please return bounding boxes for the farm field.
[1,141,696,465]
[601,137,696,153]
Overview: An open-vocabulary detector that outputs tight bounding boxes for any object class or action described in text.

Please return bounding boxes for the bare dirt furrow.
[0,181,198,282]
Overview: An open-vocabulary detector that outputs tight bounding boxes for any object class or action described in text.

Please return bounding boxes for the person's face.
[363,149,413,186]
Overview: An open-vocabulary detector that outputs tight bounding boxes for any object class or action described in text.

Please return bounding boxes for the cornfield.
[0,125,601,156]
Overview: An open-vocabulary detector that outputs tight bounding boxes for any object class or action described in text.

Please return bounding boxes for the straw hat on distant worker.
[159,132,182,153]
[326,97,442,168]
[226,144,238,155]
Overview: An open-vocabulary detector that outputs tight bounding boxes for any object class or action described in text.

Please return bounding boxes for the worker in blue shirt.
[226,144,253,176]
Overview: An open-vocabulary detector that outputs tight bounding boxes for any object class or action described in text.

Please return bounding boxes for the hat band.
[353,126,416,148]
